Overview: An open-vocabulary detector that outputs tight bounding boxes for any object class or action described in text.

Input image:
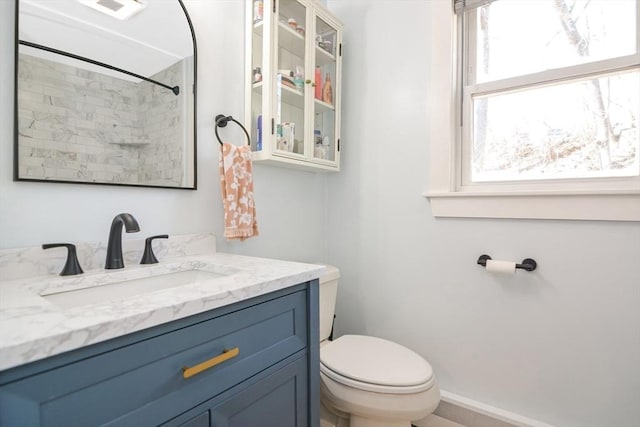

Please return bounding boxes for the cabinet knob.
[305,79,312,84]
[42,243,84,276]
[140,234,169,264]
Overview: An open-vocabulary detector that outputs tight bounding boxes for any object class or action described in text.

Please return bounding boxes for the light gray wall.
[326,1,640,427]
[0,0,327,264]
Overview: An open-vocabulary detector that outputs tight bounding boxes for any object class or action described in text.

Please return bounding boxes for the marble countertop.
[0,252,324,372]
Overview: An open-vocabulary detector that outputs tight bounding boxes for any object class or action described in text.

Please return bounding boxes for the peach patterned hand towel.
[219,142,259,241]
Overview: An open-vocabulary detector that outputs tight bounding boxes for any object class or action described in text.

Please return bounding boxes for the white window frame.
[424,0,640,221]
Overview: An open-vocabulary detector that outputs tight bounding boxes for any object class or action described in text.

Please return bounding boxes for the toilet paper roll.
[485,259,516,275]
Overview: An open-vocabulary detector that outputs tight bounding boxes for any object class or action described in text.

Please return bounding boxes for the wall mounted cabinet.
[246,0,343,172]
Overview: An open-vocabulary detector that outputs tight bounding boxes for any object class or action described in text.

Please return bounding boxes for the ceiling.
[18,0,194,77]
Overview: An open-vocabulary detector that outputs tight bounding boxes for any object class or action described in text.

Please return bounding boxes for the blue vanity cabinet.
[0,281,320,427]
[208,356,308,426]
[164,354,308,427]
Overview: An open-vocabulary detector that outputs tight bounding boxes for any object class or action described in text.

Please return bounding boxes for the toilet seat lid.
[320,335,434,393]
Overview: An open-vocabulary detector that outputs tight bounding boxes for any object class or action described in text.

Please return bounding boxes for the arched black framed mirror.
[14,0,197,189]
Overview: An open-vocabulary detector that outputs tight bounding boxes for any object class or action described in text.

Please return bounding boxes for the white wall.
[326,1,640,427]
[0,0,328,264]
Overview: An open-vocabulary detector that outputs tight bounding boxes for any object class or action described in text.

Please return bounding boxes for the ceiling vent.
[77,0,146,20]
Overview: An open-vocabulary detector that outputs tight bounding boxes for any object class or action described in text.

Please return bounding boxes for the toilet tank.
[319,265,340,342]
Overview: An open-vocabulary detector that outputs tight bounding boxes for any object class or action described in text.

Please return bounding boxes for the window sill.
[424,191,640,221]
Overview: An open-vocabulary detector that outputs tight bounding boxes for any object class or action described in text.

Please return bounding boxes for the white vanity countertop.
[0,252,324,372]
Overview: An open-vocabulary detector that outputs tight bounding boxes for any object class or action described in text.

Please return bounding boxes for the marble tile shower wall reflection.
[18,54,140,182]
[139,61,185,186]
[17,54,186,185]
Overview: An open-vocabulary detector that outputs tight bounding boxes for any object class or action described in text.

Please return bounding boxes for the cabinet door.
[248,0,267,153]
[210,356,308,427]
[179,411,210,427]
[248,0,310,159]
[272,0,310,159]
[311,10,341,166]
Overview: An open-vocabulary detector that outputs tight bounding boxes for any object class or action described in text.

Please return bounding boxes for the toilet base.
[321,407,413,427]
[320,371,440,424]
[321,401,350,427]
[350,416,411,427]
[320,396,430,427]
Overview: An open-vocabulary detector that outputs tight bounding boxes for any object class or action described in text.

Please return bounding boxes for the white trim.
[426,192,640,221]
[468,55,640,97]
[440,390,557,427]
[427,1,457,193]
[454,0,499,14]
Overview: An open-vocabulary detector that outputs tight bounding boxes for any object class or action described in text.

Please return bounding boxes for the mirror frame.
[13,0,198,190]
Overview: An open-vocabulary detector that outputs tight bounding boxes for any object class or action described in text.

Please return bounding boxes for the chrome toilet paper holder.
[477,254,537,272]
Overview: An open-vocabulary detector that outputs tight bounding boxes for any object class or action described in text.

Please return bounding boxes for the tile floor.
[418,414,465,427]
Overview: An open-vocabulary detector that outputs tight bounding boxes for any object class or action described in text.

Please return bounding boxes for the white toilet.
[319,266,440,427]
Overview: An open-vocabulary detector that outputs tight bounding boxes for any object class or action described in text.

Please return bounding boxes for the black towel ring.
[215,114,251,147]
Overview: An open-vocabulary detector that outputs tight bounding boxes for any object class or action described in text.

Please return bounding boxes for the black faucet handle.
[140,235,169,265]
[42,243,84,276]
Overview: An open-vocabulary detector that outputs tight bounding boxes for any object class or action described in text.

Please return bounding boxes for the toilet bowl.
[319,266,440,427]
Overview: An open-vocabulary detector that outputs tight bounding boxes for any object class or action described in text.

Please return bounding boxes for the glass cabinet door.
[312,14,338,163]
[274,0,308,157]
[249,0,266,153]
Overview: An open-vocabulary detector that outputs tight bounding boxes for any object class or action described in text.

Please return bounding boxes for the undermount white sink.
[41,269,227,309]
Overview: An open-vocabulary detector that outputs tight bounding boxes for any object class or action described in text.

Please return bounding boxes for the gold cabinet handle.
[182,347,240,379]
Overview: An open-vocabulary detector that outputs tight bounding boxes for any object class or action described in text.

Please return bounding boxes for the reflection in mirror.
[15,0,197,189]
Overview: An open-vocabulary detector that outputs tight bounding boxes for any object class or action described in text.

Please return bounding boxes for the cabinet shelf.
[254,20,264,36]
[277,83,304,109]
[251,151,341,173]
[315,45,336,66]
[314,98,334,113]
[278,22,305,58]
[254,79,306,111]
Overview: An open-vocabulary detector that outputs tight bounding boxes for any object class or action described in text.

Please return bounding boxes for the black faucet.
[105,213,140,270]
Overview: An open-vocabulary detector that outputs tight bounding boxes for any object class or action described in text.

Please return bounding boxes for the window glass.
[464,0,639,184]
[472,70,640,182]
[474,0,637,83]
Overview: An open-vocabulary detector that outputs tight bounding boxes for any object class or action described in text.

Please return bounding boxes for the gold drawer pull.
[182,347,240,379]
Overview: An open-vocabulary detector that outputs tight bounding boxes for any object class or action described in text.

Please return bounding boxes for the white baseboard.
[437,390,556,427]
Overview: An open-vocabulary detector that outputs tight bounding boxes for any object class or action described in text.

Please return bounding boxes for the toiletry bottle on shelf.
[257,115,262,151]
[315,66,322,100]
[323,73,333,105]
[294,65,304,90]
[254,0,263,24]
[253,67,262,83]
